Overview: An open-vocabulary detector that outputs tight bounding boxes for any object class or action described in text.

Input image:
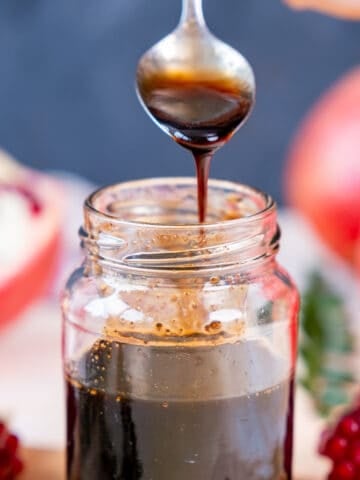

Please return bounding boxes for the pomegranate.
[0,150,63,327]
[285,0,360,19]
[284,67,360,265]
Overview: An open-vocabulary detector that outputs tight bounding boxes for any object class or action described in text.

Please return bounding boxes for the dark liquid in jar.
[66,340,293,480]
[137,72,252,222]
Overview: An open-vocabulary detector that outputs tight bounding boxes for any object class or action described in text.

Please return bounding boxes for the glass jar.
[62,178,299,480]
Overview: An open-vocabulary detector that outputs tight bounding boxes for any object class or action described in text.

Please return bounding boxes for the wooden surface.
[21,449,64,480]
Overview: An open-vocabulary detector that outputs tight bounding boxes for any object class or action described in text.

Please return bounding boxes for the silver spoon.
[136,0,256,152]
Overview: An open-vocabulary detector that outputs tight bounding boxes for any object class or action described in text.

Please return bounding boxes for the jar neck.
[81,178,279,276]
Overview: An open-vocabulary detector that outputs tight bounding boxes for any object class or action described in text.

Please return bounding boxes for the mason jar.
[62,178,299,480]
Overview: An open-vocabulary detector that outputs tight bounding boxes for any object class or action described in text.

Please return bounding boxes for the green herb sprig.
[300,271,354,416]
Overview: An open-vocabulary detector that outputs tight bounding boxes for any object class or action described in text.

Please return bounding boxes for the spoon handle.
[180,0,205,27]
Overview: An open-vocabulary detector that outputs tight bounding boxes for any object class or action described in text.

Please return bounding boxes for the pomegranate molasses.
[66,339,293,480]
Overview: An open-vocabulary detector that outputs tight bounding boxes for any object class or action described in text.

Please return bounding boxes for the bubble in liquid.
[210,276,220,285]
[98,283,114,297]
[205,321,222,333]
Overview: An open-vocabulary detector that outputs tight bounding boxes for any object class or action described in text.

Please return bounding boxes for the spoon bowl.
[136,0,255,151]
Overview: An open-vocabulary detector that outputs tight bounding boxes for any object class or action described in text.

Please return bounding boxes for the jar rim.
[85,177,275,229]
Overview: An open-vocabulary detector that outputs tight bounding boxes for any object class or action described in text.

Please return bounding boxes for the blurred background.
[0,0,359,202]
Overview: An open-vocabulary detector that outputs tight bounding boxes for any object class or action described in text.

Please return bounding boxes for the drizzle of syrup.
[138,70,252,222]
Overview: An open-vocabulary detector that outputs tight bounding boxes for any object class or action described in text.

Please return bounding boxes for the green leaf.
[299,271,354,417]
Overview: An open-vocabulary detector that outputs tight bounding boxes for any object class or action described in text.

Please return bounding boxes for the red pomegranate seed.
[320,400,360,479]
[330,461,356,480]
[12,457,24,475]
[0,429,6,450]
[339,417,360,438]
[0,452,11,477]
[0,449,10,464]
[4,435,18,457]
[0,467,11,478]
[348,440,360,466]
[351,406,360,422]
[325,436,348,461]
[0,421,23,479]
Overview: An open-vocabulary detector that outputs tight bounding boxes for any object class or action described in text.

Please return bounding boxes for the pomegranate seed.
[325,436,348,461]
[350,411,360,428]
[339,417,360,438]
[0,452,11,477]
[12,457,24,475]
[0,449,10,464]
[320,400,360,479]
[0,467,11,478]
[4,435,18,457]
[330,461,356,480]
[0,425,6,449]
[349,440,360,466]
[0,421,23,479]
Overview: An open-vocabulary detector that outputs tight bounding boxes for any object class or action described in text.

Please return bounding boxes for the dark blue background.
[0,0,358,203]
